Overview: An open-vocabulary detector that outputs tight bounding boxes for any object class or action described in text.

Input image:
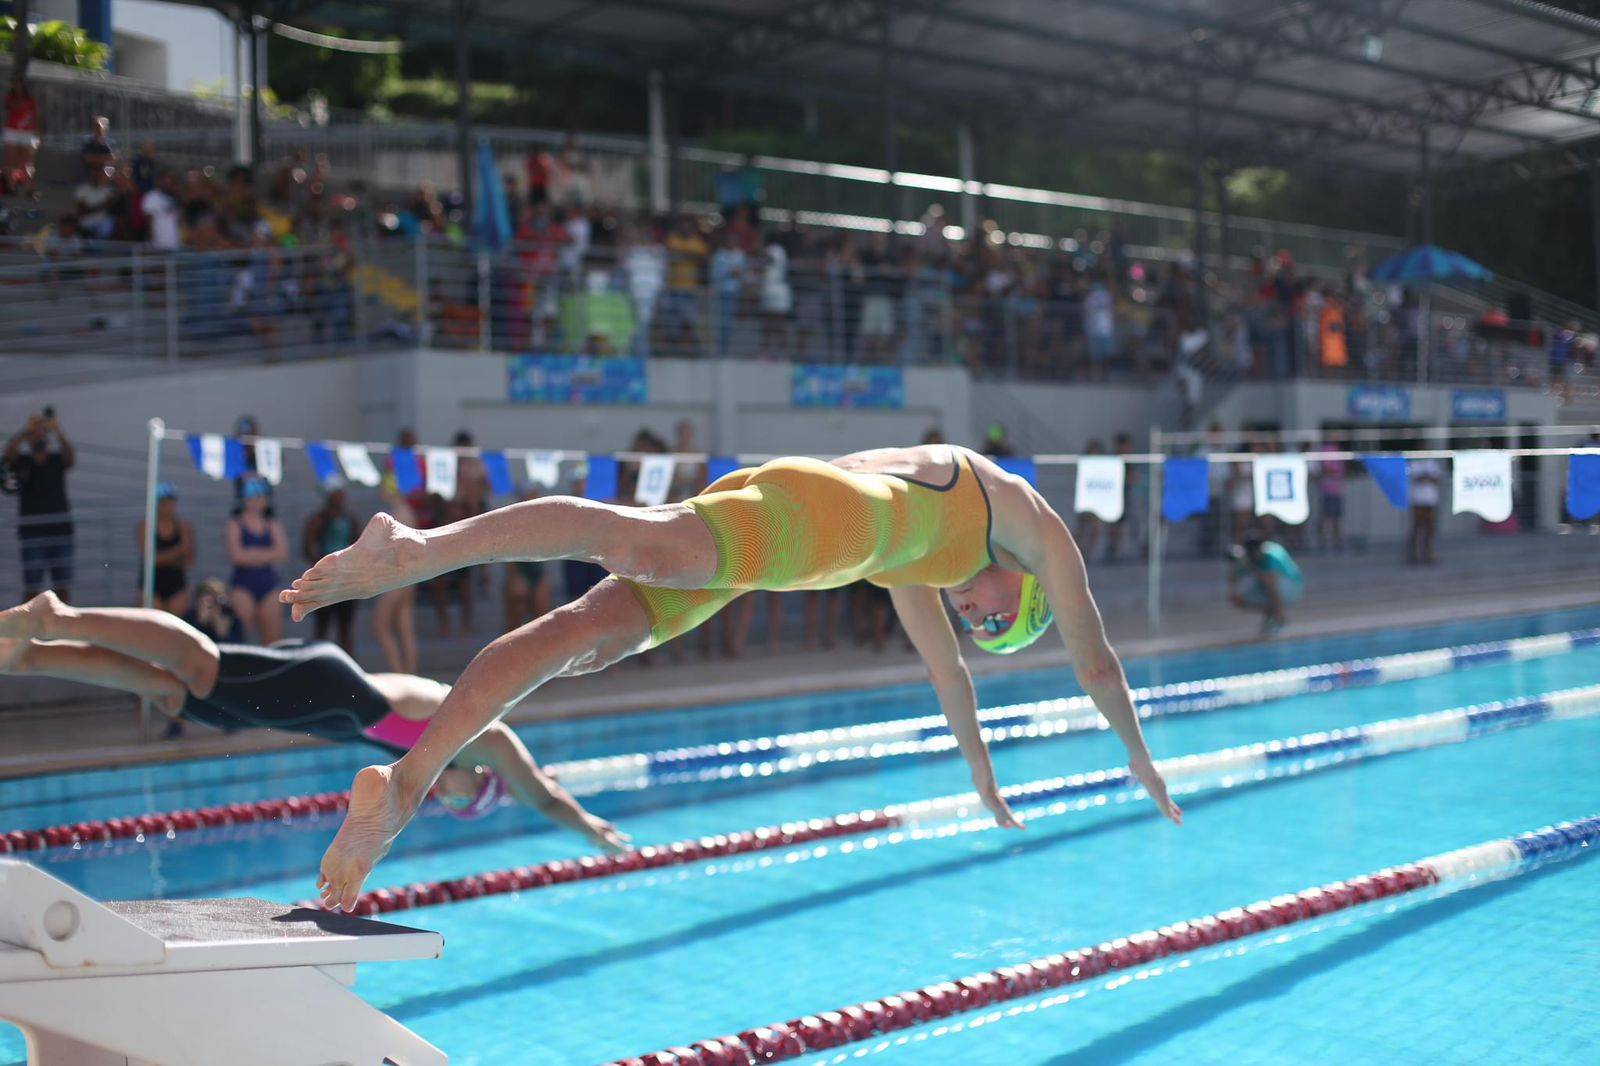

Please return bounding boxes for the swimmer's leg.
[319,578,654,910]
[0,592,219,696]
[284,496,717,621]
[0,638,187,715]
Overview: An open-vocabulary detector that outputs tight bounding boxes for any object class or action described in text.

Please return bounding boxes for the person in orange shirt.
[1319,291,1348,373]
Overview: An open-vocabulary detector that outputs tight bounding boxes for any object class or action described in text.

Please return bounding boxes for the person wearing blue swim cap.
[284,443,1181,911]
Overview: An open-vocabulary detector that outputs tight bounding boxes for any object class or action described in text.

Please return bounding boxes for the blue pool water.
[5,606,1600,1064]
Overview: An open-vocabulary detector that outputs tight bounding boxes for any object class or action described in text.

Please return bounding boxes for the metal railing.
[4,233,1597,401]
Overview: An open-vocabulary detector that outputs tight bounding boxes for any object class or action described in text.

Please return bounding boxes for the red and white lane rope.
[7,628,1593,856]
[603,813,1600,1066]
[303,684,1600,917]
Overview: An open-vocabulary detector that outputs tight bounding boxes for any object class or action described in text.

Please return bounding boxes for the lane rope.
[307,683,1600,917]
[6,628,1592,855]
[601,812,1600,1065]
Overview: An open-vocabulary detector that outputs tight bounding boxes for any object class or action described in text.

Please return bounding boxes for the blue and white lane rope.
[337,683,1600,916]
[608,812,1600,1064]
[549,628,1600,795]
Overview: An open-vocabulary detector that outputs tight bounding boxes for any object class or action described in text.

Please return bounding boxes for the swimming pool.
[5,605,1600,1064]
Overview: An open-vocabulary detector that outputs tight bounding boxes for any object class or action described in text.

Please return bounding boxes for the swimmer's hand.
[1132,755,1183,825]
[586,815,631,854]
[980,786,1025,830]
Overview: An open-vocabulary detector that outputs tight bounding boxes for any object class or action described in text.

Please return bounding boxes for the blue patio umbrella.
[471,137,513,252]
[1368,245,1492,285]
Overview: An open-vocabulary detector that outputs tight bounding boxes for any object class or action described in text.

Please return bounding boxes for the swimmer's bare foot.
[282,513,424,622]
[318,764,418,912]
[0,591,65,640]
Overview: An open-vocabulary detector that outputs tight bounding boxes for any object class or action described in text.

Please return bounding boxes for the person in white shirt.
[1407,457,1442,565]
[1084,278,1115,381]
[760,235,792,356]
[622,229,666,358]
[141,171,183,251]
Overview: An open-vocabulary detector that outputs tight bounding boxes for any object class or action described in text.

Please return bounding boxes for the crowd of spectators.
[3,101,1594,391]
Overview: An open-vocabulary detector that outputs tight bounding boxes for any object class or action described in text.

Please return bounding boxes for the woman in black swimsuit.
[135,483,194,616]
[0,591,624,850]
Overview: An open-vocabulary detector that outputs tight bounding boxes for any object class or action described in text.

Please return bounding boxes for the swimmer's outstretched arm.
[1011,502,1182,825]
[283,498,714,620]
[459,723,629,852]
[889,585,1021,830]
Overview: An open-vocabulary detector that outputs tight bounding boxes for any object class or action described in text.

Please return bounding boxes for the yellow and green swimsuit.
[618,447,996,646]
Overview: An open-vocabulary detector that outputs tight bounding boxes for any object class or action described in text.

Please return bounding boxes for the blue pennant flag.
[481,450,514,497]
[1162,458,1210,522]
[1567,453,1600,521]
[1362,455,1410,510]
[391,447,423,495]
[706,455,741,487]
[582,455,619,502]
[185,434,248,480]
[305,442,342,487]
[994,456,1038,486]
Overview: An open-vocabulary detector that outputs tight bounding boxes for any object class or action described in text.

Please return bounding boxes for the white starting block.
[0,860,446,1065]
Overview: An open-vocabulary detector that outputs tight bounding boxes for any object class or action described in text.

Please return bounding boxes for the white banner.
[1074,456,1125,522]
[524,451,561,489]
[1453,450,1513,522]
[1253,454,1310,525]
[253,438,282,486]
[424,447,459,499]
[198,433,227,480]
[335,443,382,487]
[634,455,677,506]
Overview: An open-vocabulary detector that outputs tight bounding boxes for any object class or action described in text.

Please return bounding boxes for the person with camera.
[3,409,76,603]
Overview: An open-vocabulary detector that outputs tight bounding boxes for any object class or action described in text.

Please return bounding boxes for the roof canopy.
[226,0,1600,175]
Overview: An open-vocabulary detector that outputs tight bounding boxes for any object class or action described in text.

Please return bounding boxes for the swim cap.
[443,769,505,820]
[155,482,178,501]
[971,574,1054,655]
[241,476,271,499]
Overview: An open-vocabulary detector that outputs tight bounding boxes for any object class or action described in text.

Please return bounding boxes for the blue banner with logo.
[994,456,1037,486]
[508,356,648,405]
[581,455,620,501]
[1451,389,1507,422]
[1346,386,1411,422]
[792,364,905,409]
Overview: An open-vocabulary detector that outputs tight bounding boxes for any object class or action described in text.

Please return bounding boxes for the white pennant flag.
[634,454,677,506]
[424,447,459,499]
[198,433,227,480]
[1253,454,1310,525]
[253,438,283,486]
[336,443,382,487]
[1453,450,1513,522]
[1074,456,1125,522]
[524,451,560,489]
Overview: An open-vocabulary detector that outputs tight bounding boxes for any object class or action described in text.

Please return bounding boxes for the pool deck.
[3,552,1596,782]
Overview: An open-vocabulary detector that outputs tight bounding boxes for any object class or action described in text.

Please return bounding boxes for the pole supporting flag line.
[5,629,1594,856]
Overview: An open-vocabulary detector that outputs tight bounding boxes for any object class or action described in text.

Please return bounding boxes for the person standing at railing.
[226,478,288,645]
[662,215,709,356]
[136,484,194,618]
[3,72,40,198]
[303,489,360,655]
[4,410,75,604]
[759,230,793,358]
[73,164,116,240]
[142,171,183,253]
[622,225,666,358]
[1407,457,1443,566]
[709,228,747,358]
[1083,273,1115,382]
